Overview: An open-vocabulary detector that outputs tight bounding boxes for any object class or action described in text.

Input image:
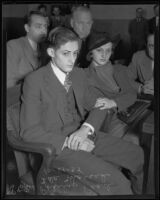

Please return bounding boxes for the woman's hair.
[48,27,80,50]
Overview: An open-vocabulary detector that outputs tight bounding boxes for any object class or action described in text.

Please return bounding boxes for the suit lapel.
[22,36,39,70]
[70,69,84,117]
[43,63,67,124]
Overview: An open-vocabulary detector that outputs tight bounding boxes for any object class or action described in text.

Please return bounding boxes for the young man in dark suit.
[20,27,144,195]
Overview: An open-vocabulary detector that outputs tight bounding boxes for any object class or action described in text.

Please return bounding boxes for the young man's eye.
[63,52,69,56]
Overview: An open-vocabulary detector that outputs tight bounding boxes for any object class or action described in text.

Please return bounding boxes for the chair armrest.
[7,130,56,158]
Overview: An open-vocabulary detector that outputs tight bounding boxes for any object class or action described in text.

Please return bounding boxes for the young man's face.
[71,11,93,39]
[92,42,113,66]
[147,34,154,60]
[26,14,48,43]
[52,41,79,73]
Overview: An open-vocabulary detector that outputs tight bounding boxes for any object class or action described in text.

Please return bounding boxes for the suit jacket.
[7,36,39,88]
[84,63,137,111]
[128,18,149,41]
[148,17,157,33]
[127,50,153,92]
[20,63,107,154]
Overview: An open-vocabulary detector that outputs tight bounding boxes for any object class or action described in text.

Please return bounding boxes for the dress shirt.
[151,60,154,72]
[50,61,95,133]
[27,37,37,51]
[156,16,159,27]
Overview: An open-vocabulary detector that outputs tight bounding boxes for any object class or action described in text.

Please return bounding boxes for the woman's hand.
[94,98,117,110]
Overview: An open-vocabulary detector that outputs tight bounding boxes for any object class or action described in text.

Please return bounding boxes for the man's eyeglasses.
[147,44,154,49]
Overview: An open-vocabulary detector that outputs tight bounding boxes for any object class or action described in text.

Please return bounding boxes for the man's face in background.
[136,8,143,18]
[25,14,48,43]
[71,10,93,39]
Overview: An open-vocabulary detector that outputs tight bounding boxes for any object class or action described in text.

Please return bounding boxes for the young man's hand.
[66,125,91,150]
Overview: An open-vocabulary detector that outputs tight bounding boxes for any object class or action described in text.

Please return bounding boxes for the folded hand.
[94,98,117,110]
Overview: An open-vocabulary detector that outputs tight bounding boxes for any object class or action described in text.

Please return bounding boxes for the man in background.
[128,7,149,56]
[148,4,159,34]
[127,33,154,95]
[70,6,93,68]
[7,10,48,88]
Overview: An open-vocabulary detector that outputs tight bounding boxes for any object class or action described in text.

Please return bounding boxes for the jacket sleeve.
[82,73,108,132]
[7,40,21,88]
[20,73,66,155]
[113,66,137,111]
[127,53,142,92]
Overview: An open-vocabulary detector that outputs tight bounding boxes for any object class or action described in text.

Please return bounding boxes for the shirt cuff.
[112,100,117,108]
[82,122,95,134]
[138,84,143,94]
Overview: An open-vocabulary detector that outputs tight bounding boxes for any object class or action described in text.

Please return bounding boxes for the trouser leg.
[14,150,29,177]
[50,149,132,195]
[93,132,144,194]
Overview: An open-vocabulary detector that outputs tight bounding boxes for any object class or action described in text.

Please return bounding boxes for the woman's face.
[92,42,113,66]
[52,41,79,73]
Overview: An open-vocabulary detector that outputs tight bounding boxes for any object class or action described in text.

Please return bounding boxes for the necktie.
[64,73,72,92]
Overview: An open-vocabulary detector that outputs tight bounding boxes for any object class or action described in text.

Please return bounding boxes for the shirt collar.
[151,60,154,71]
[27,37,37,51]
[50,61,67,85]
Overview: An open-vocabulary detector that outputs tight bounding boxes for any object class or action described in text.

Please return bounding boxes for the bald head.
[71,6,93,39]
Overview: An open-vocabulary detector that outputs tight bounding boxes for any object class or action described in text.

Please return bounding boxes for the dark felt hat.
[86,31,120,61]
[88,31,120,52]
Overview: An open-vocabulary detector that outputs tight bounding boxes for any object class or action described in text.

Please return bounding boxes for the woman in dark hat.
[84,32,139,144]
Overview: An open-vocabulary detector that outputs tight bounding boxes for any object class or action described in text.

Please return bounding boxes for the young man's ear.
[47,47,55,58]
[24,24,29,33]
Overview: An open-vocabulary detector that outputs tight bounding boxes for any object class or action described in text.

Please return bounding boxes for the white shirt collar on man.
[156,16,159,27]
[27,37,37,51]
[51,61,68,85]
[151,60,154,71]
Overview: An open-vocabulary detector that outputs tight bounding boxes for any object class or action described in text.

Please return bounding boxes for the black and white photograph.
[2,0,159,198]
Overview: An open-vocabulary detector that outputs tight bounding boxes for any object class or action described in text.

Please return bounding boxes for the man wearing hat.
[84,32,139,145]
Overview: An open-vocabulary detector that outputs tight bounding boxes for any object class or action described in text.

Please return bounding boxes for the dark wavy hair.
[24,10,46,25]
[48,27,80,50]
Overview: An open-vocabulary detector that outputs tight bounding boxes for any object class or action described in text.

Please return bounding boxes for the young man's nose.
[69,55,76,64]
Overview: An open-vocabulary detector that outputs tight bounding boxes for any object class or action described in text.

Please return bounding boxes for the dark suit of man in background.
[148,4,159,34]
[20,27,144,195]
[128,7,149,55]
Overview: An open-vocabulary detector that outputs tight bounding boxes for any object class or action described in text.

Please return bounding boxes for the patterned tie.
[64,73,72,92]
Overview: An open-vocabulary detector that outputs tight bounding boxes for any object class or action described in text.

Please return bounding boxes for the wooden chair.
[7,85,56,194]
